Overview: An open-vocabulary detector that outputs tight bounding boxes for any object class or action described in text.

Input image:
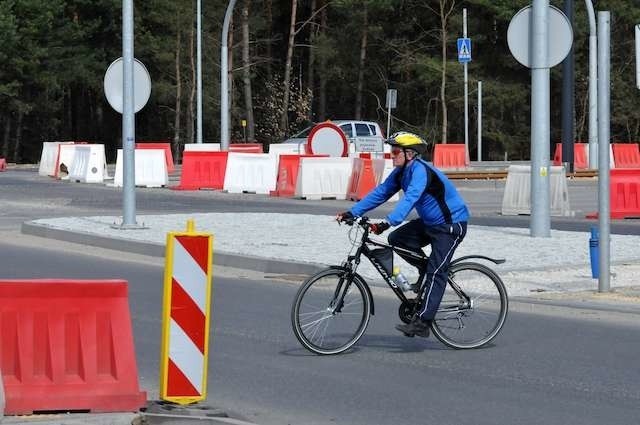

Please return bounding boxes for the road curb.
[21,221,325,276]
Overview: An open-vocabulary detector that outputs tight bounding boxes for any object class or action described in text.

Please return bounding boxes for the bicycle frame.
[339,218,505,315]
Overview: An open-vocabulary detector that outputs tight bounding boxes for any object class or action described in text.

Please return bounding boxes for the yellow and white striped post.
[159,219,213,404]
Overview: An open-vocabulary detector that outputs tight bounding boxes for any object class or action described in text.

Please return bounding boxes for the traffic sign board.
[457,38,472,63]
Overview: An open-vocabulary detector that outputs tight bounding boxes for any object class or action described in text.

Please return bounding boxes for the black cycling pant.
[388,219,467,321]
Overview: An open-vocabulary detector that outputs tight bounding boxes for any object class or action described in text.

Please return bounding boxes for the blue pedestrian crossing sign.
[457,38,472,63]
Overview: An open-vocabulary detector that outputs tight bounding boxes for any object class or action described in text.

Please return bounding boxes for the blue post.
[589,227,599,278]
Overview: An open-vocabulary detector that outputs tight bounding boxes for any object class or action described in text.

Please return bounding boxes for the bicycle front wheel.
[291,268,371,355]
[431,262,508,349]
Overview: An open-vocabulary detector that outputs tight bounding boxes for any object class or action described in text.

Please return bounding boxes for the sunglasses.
[391,148,403,156]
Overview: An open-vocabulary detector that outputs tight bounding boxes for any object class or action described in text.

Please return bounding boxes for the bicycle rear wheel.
[291,268,371,355]
[431,262,508,349]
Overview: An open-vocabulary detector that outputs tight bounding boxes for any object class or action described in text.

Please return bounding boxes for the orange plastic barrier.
[347,158,377,201]
[0,157,6,171]
[609,169,640,219]
[0,279,146,414]
[552,143,588,169]
[136,141,175,173]
[433,144,469,169]
[612,143,640,168]
[229,143,263,153]
[172,151,228,190]
[271,154,325,197]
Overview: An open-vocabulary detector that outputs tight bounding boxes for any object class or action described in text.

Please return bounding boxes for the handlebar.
[338,215,370,228]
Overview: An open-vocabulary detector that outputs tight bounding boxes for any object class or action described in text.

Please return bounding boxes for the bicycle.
[291,216,509,355]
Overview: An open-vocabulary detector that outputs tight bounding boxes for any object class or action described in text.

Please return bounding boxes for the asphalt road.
[1,235,639,425]
[2,167,640,425]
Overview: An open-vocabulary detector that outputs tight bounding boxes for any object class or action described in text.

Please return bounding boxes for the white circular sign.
[507,5,573,68]
[103,57,152,113]
[307,123,348,157]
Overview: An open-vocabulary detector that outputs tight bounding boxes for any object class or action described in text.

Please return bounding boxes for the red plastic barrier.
[172,151,228,190]
[612,143,640,168]
[433,144,469,169]
[229,143,263,153]
[136,141,175,173]
[552,143,588,169]
[347,158,377,201]
[271,154,326,197]
[587,169,640,219]
[0,157,6,171]
[0,279,146,414]
[609,169,640,218]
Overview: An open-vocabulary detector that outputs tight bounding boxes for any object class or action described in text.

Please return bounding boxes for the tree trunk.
[306,0,318,120]
[2,115,11,158]
[280,0,298,137]
[264,0,273,79]
[188,25,196,145]
[317,3,328,121]
[12,112,23,163]
[354,4,368,120]
[242,0,255,141]
[173,19,182,163]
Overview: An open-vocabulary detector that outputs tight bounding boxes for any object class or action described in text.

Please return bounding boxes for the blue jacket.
[350,158,469,226]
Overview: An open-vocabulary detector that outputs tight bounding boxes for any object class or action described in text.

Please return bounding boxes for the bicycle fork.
[329,273,353,314]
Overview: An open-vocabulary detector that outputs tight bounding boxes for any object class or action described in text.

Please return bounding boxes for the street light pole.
[220,0,238,151]
[196,0,203,143]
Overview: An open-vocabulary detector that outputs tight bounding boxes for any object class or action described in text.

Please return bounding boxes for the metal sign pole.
[597,11,611,292]
[121,0,137,227]
[585,0,598,168]
[530,0,551,237]
[463,8,469,160]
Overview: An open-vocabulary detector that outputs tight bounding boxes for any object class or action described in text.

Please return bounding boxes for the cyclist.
[337,132,469,338]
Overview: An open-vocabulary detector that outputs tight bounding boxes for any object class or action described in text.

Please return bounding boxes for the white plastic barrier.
[69,145,108,183]
[268,143,305,155]
[295,157,353,200]
[372,158,399,202]
[223,152,278,194]
[55,144,80,179]
[38,141,74,176]
[114,149,168,187]
[501,165,571,216]
[184,143,220,152]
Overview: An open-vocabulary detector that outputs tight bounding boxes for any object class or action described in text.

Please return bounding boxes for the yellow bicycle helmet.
[385,132,428,155]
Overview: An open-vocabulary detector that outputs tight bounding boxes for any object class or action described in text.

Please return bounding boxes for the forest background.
[1,0,639,163]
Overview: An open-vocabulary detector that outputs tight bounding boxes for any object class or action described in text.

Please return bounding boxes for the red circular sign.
[306,123,348,157]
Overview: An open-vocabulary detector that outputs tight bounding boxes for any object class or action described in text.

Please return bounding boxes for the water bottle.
[392,267,412,292]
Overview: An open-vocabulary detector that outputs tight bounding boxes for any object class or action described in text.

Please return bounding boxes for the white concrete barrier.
[501,165,571,216]
[295,157,353,200]
[38,141,74,176]
[184,143,220,152]
[268,143,305,155]
[114,149,168,187]
[223,153,278,194]
[69,145,108,183]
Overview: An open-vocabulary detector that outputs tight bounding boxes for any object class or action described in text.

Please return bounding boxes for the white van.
[284,120,384,144]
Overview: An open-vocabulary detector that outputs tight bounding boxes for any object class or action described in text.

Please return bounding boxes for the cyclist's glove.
[370,221,390,235]
[337,211,355,225]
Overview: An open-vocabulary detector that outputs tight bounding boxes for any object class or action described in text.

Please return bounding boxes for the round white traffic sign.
[103,57,152,114]
[306,123,348,157]
[507,5,573,68]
